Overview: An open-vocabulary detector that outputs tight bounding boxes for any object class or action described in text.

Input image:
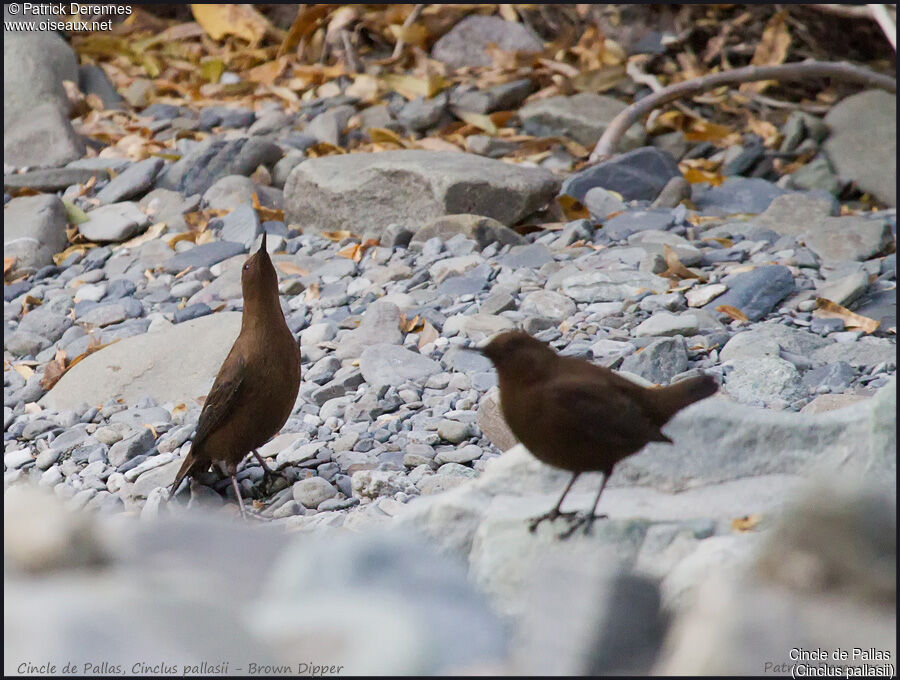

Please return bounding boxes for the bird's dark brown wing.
[538,376,670,468]
[191,349,246,453]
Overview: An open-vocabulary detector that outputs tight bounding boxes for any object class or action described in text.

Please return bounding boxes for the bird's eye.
[242,262,250,271]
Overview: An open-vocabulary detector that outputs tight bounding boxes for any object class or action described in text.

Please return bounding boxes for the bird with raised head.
[168,231,302,517]
[477,330,718,538]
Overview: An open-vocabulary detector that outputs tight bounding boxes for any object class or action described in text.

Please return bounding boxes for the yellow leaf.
[305,282,321,301]
[321,230,359,242]
[190,4,270,44]
[387,22,429,48]
[557,194,590,221]
[114,222,166,251]
[571,65,627,93]
[451,108,497,135]
[13,364,34,380]
[682,167,725,186]
[499,4,519,22]
[251,193,284,223]
[741,11,791,94]
[4,257,17,277]
[731,514,762,532]
[52,244,97,267]
[337,243,360,260]
[346,75,381,102]
[278,5,331,58]
[381,73,448,100]
[61,199,89,225]
[400,314,424,333]
[716,305,749,323]
[246,57,286,86]
[367,127,413,147]
[814,298,880,334]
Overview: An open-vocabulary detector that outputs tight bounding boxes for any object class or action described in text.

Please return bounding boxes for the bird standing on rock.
[168,231,302,517]
[477,331,718,538]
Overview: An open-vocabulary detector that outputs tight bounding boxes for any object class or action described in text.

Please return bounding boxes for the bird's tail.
[649,374,718,424]
[168,449,200,500]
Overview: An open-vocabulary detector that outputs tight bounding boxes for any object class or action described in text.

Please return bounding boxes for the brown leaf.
[321,230,359,242]
[557,194,590,221]
[662,245,707,283]
[4,257,17,278]
[380,73,448,100]
[740,11,791,94]
[716,305,750,323]
[251,193,284,223]
[400,314,424,333]
[304,283,321,301]
[451,108,498,135]
[40,349,68,390]
[190,4,270,44]
[731,514,762,532]
[814,298,880,334]
[367,127,413,148]
[12,364,34,381]
[278,5,332,58]
[571,64,626,93]
[275,261,310,277]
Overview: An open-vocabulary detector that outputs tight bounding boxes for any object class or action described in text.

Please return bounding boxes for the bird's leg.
[528,472,581,533]
[230,475,247,520]
[558,472,610,540]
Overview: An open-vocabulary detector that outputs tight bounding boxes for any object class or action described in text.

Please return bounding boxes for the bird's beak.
[260,230,268,253]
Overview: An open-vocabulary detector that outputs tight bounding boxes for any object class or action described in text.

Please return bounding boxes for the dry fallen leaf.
[556,194,590,221]
[321,230,360,242]
[190,4,270,44]
[13,364,34,380]
[814,297,880,334]
[732,514,762,532]
[741,11,791,94]
[380,73,448,100]
[4,257,17,278]
[716,304,750,323]
[115,222,166,250]
[662,245,707,283]
[275,261,310,277]
[251,192,284,222]
[400,314,424,333]
[40,349,68,390]
[305,282,321,301]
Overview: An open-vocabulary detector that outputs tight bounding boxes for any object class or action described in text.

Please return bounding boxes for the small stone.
[292,476,337,508]
[633,312,699,338]
[79,202,151,242]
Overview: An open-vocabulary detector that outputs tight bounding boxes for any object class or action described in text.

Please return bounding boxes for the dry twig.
[590,60,897,163]
[868,4,897,51]
[391,4,425,61]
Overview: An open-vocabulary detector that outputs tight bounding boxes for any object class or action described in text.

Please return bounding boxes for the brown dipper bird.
[478,331,717,538]
[168,232,301,517]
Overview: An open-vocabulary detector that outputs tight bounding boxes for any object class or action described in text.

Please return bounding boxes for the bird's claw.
[527,509,580,533]
[557,512,609,540]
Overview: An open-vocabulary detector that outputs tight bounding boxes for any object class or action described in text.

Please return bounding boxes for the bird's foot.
[557,512,609,540]
[527,509,580,533]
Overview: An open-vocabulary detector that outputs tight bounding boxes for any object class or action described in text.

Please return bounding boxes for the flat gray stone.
[79,202,151,243]
[40,312,242,410]
[4,168,107,192]
[3,194,69,275]
[803,216,893,262]
[431,15,543,68]
[95,159,163,205]
[619,336,688,384]
[156,137,282,196]
[411,214,524,250]
[520,93,644,149]
[824,90,896,207]
[335,301,402,360]
[359,343,442,390]
[163,241,244,274]
[703,265,794,321]
[284,150,559,236]
[561,147,682,203]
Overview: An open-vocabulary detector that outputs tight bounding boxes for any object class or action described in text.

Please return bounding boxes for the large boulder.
[3,31,84,167]
[823,90,896,207]
[40,312,242,410]
[284,150,559,235]
[3,194,69,277]
[431,15,544,68]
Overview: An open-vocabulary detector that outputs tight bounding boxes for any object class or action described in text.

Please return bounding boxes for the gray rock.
[163,241,244,274]
[4,168,107,192]
[219,204,261,248]
[437,420,473,444]
[248,110,291,136]
[79,202,151,243]
[803,216,893,262]
[703,265,794,321]
[292,477,337,508]
[501,243,553,269]
[107,428,155,467]
[17,307,72,343]
[431,15,543,68]
[651,176,692,209]
[557,269,669,302]
[749,192,836,237]
[139,188,200,232]
[603,210,673,240]
[304,104,356,146]
[633,312,699,338]
[520,290,575,321]
[520,93,644,149]
[359,344,442,390]
[811,335,895,369]
[202,175,258,211]
[719,324,829,362]
[823,90,896,207]
[411,213,524,250]
[561,147,682,202]
[398,93,448,131]
[78,303,127,328]
[816,270,869,306]
[801,362,855,394]
[453,79,534,114]
[5,330,50,356]
[724,357,804,406]
[3,194,69,276]
[584,187,627,220]
[95,159,164,205]
[336,301,402,360]
[41,312,242,410]
[271,150,306,189]
[619,337,688,384]
[4,31,84,167]
[78,63,125,110]
[788,155,842,195]
[131,458,181,497]
[156,137,282,196]
[284,150,559,235]
[692,177,784,216]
